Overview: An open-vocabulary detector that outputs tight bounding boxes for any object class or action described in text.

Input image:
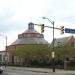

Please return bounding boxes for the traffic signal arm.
[35,24,63,34]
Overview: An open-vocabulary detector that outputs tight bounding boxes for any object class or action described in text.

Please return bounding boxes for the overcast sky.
[0,0,75,50]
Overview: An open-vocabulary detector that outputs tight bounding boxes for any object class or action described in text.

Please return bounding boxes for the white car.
[0,66,3,74]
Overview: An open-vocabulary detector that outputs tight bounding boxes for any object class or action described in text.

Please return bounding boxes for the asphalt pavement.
[26,67,75,75]
[2,66,75,75]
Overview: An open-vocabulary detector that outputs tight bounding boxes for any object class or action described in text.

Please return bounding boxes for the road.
[1,66,75,75]
[4,70,49,75]
[2,66,49,75]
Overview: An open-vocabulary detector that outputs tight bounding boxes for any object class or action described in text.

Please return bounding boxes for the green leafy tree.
[13,45,51,61]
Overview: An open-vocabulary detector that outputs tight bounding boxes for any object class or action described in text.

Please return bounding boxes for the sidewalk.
[29,68,75,74]
[3,66,75,75]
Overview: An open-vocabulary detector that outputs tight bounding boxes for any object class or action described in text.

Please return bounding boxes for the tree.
[13,45,51,65]
[54,45,75,59]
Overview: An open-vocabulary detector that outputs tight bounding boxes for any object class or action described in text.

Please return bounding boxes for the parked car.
[0,66,3,74]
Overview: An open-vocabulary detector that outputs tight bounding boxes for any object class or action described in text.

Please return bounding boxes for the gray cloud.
[0,6,16,20]
[0,0,75,33]
[0,20,27,33]
[44,0,75,22]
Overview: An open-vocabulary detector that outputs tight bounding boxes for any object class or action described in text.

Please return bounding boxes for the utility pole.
[42,17,55,72]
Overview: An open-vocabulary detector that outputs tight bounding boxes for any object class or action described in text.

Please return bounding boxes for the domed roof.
[12,38,49,45]
[11,22,49,45]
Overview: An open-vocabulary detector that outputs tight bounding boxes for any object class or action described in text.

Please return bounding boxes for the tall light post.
[42,17,55,72]
[5,36,7,68]
[0,34,7,68]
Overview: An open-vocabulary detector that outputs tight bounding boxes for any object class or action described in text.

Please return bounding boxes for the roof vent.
[28,22,34,29]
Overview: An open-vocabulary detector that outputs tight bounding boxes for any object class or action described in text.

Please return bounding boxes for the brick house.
[50,35,75,47]
[0,51,9,65]
[6,22,49,64]
[1,22,75,65]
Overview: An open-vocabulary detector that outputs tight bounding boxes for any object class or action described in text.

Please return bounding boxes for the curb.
[3,66,75,74]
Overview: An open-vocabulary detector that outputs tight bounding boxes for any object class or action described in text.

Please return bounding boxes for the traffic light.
[60,26,64,34]
[41,24,44,33]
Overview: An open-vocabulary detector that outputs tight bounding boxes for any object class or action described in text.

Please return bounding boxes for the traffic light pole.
[35,20,64,72]
[52,21,55,72]
[42,17,55,72]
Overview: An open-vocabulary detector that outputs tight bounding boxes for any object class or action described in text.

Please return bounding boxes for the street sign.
[65,28,75,34]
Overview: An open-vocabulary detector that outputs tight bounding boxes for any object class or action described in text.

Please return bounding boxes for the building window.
[18,34,23,38]
[0,55,2,61]
[71,42,74,47]
[37,34,40,38]
[57,42,61,47]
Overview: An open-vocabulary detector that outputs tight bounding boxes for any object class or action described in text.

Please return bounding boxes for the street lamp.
[42,17,55,72]
[0,34,7,68]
